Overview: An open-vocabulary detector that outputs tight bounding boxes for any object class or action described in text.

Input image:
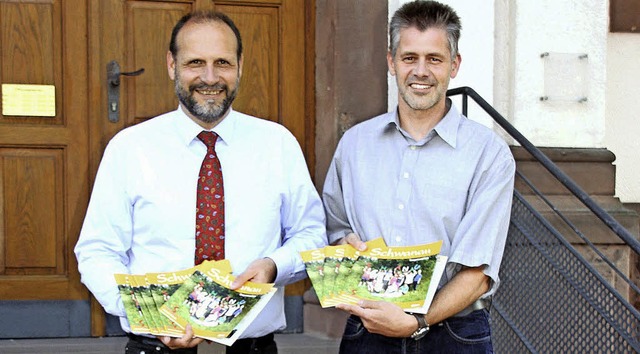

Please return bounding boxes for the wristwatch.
[410,313,430,340]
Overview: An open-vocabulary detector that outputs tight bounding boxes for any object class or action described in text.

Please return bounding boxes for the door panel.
[4,149,62,272]
[218,0,309,152]
[0,0,62,126]
[88,0,191,175]
[219,4,279,122]
[126,2,187,125]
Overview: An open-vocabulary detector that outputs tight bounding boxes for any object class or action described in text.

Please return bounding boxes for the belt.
[127,332,275,353]
[454,298,490,317]
[126,333,197,354]
[127,333,165,347]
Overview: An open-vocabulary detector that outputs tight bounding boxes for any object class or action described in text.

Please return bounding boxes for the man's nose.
[200,64,219,84]
[414,58,431,77]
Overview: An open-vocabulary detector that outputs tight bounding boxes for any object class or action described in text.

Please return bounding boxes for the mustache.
[407,77,436,85]
[190,83,227,92]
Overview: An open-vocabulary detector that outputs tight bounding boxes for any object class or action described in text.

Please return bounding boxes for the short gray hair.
[389,0,462,59]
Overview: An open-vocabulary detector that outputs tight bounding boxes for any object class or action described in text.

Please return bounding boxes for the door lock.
[106,60,145,123]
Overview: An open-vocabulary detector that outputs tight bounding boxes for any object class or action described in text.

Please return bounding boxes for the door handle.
[106,60,145,123]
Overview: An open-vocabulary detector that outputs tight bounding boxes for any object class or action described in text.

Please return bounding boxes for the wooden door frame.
[313,0,388,191]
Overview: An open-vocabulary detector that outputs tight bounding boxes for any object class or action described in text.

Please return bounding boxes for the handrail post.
[462,92,468,116]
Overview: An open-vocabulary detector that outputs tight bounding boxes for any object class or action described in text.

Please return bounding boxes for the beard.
[397,74,451,111]
[398,81,440,111]
[174,75,239,124]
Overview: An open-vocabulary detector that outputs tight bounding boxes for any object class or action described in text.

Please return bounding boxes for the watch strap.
[410,313,429,340]
[413,313,428,329]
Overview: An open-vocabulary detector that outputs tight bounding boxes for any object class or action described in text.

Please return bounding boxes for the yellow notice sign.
[2,84,56,117]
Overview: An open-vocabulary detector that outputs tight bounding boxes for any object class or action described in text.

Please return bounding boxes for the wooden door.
[0,0,88,306]
[0,0,314,337]
[88,0,313,336]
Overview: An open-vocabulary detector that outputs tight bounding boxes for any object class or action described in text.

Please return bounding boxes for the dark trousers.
[125,333,277,354]
[338,309,493,354]
[125,334,197,354]
[227,333,278,354]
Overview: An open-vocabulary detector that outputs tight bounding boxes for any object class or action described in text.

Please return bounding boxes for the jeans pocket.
[342,315,366,341]
[443,309,492,345]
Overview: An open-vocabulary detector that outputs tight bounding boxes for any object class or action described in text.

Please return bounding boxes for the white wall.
[502,0,608,148]
[605,33,640,203]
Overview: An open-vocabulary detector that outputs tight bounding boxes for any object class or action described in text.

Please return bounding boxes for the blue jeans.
[338,309,493,354]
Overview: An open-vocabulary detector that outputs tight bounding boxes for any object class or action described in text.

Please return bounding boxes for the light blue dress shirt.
[323,102,515,297]
[75,107,327,337]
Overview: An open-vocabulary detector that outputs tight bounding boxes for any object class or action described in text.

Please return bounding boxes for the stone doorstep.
[521,195,640,244]
[511,147,617,196]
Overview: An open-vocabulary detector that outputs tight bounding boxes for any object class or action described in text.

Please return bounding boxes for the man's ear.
[238,54,244,80]
[167,51,176,80]
[450,53,462,79]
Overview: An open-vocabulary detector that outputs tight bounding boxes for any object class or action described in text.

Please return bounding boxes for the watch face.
[411,313,429,340]
[411,327,429,340]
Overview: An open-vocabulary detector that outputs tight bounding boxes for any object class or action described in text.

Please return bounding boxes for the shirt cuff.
[267,247,299,286]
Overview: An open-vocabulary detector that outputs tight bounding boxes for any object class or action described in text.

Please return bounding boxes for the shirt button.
[410,145,417,150]
[403,172,410,179]
[395,236,402,242]
[398,203,405,210]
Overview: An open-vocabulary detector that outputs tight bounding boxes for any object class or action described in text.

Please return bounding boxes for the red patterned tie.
[195,131,225,264]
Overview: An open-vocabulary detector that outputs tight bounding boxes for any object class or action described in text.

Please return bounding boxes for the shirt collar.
[385,99,462,148]
[172,105,237,147]
[433,100,461,148]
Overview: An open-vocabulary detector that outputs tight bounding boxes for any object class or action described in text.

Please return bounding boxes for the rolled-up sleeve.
[448,147,515,296]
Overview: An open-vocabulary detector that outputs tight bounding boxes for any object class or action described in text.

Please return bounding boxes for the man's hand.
[230,257,277,289]
[159,324,203,349]
[333,232,367,251]
[336,300,417,338]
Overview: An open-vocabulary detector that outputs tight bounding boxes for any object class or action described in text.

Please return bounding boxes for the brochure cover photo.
[299,247,327,306]
[301,239,447,314]
[159,260,276,346]
[115,273,151,334]
[300,238,386,308]
[115,259,275,346]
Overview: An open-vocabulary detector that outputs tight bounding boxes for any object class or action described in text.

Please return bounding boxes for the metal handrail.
[515,170,640,295]
[447,86,640,255]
